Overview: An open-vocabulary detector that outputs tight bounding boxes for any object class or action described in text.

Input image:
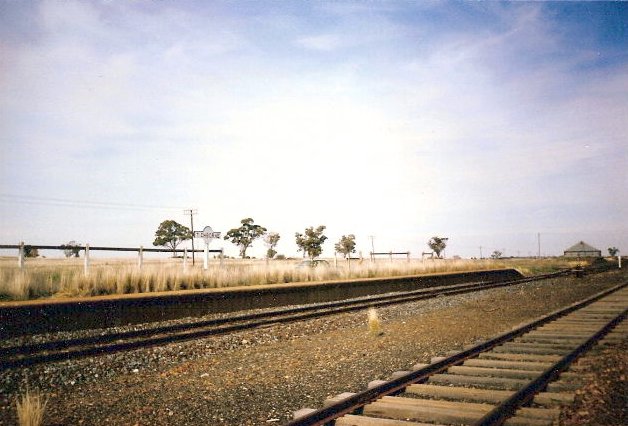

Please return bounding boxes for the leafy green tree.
[491,250,502,259]
[153,220,192,256]
[335,234,356,259]
[61,241,81,258]
[23,245,39,258]
[608,247,619,256]
[295,225,327,260]
[264,232,281,259]
[224,218,267,258]
[427,236,448,258]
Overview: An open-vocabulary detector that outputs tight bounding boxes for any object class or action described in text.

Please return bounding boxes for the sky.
[1,0,627,259]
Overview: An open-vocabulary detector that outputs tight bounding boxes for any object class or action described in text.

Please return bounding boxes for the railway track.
[1,271,571,371]
[289,282,627,426]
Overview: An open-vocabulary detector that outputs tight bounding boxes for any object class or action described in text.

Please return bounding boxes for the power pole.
[368,235,375,262]
[537,233,541,259]
[184,209,198,265]
[369,235,375,253]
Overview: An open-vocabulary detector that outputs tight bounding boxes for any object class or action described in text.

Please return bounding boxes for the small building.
[564,241,602,258]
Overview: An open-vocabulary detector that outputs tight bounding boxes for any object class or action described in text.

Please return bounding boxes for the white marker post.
[18,242,25,270]
[619,251,622,269]
[84,244,90,276]
[138,245,144,270]
[183,248,188,273]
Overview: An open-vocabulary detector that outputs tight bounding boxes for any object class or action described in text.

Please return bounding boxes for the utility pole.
[184,209,198,265]
[369,235,375,253]
[537,233,541,259]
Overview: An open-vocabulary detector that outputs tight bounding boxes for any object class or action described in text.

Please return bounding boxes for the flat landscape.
[1,267,625,425]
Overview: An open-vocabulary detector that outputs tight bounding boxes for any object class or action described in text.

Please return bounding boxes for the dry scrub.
[0,257,582,301]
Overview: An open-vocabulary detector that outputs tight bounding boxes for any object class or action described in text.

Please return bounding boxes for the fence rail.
[0,244,221,254]
[2,243,224,273]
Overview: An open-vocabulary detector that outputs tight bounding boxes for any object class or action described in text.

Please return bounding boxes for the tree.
[264,232,281,259]
[295,225,327,260]
[608,247,619,256]
[335,234,356,259]
[427,236,448,258]
[153,220,192,256]
[23,245,39,258]
[223,218,267,258]
[61,241,81,258]
[491,250,502,259]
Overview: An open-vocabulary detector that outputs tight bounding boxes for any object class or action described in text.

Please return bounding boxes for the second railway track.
[288,282,627,426]
[1,271,572,371]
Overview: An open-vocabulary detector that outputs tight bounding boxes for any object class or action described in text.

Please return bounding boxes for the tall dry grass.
[15,388,47,426]
[0,256,581,301]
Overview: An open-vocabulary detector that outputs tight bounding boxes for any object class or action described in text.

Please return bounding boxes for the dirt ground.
[1,268,626,425]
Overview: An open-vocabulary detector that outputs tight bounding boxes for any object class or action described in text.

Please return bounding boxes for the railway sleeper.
[478,352,562,362]
[360,396,559,425]
[491,345,572,355]
[462,358,554,371]
[405,383,573,407]
[502,340,583,349]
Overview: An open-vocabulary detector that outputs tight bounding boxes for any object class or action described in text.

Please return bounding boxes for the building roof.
[564,241,601,253]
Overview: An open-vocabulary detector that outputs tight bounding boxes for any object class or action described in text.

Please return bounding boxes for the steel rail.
[286,281,627,426]
[0,271,571,371]
[474,306,627,426]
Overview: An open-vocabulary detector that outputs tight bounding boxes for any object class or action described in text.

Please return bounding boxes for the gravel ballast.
[1,269,626,425]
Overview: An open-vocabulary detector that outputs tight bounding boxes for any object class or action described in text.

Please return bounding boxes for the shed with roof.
[563,241,601,258]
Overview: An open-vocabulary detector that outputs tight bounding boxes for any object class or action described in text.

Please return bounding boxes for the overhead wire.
[0,193,184,212]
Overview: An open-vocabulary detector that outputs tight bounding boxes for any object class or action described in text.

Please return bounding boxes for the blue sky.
[1,1,626,259]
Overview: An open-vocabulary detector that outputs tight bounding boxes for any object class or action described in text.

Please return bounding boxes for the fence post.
[619,253,622,269]
[18,241,25,270]
[183,248,188,273]
[138,245,144,270]
[407,252,410,262]
[389,251,393,263]
[369,251,374,263]
[84,244,90,276]
[220,248,224,267]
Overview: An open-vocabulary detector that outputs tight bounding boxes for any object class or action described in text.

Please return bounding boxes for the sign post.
[194,226,221,270]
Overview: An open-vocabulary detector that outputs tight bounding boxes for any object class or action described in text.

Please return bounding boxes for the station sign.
[194,226,221,243]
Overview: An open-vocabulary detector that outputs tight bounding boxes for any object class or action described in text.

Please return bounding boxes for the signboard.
[194,226,221,244]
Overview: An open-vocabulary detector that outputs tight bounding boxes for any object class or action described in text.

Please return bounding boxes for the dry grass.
[367,307,382,335]
[15,388,47,426]
[0,256,582,301]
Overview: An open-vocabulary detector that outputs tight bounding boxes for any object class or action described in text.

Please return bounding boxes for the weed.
[15,388,47,426]
[367,308,382,335]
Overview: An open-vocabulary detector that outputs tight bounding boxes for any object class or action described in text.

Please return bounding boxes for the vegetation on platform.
[0,257,585,301]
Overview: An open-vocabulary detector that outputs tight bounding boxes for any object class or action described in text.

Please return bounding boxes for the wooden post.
[84,244,90,276]
[219,248,224,267]
[18,241,24,270]
[183,248,188,273]
[619,253,622,269]
[334,251,338,268]
[138,246,144,270]
[407,251,410,262]
[389,251,393,263]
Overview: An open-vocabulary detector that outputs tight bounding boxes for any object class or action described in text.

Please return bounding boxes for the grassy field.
[0,256,584,301]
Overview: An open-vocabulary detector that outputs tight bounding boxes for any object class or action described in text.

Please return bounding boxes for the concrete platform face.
[0,269,522,336]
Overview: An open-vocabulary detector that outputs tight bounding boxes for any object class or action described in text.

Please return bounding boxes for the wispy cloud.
[1,1,626,257]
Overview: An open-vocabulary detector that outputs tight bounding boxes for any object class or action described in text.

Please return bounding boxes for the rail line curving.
[288,282,627,426]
